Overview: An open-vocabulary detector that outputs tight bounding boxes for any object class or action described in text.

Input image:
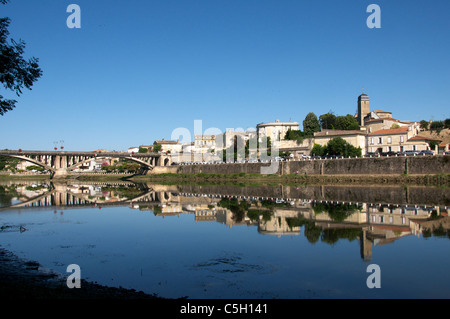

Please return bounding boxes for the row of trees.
[285,112,360,142]
[420,119,450,133]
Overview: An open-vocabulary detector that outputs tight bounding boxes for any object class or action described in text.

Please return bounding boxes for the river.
[0,180,449,299]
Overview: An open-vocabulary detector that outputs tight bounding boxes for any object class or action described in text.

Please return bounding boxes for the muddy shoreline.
[0,247,165,299]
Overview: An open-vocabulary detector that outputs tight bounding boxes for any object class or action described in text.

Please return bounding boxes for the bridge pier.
[52,168,69,179]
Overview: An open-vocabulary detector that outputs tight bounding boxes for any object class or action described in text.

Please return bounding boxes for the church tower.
[357,93,370,126]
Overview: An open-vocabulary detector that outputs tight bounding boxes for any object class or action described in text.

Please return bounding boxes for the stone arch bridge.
[0,150,172,178]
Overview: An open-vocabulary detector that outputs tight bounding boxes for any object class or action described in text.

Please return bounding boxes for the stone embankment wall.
[175,156,450,176]
[177,184,450,206]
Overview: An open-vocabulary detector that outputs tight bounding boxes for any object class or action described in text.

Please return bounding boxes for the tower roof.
[358,93,369,101]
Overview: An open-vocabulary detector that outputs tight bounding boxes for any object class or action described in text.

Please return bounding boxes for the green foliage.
[391,123,400,129]
[323,137,362,157]
[0,155,19,171]
[247,209,273,222]
[419,120,429,130]
[26,165,44,171]
[101,161,141,173]
[218,198,249,222]
[152,143,162,152]
[244,136,272,159]
[311,143,326,156]
[319,112,359,131]
[445,118,450,129]
[0,184,20,207]
[334,114,360,130]
[138,147,149,153]
[430,121,444,133]
[313,202,361,222]
[319,112,337,130]
[303,112,321,137]
[428,140,438,150]
[320,228,361,244]
[284,129,306,143]
[1,2,43,115]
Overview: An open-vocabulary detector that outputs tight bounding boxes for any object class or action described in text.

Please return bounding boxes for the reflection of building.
[257,210,301,237]
[6,182,449,264]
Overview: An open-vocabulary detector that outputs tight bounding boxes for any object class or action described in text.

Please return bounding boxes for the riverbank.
[1,172,449,186]
[0,245,163,299]
[129,173,450,186]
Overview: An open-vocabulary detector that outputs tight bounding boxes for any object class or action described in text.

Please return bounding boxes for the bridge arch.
[158,156,172,167]
[67,156,155,171]
[5,155,55,173]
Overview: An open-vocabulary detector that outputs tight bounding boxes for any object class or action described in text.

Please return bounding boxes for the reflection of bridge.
[0,150,172,178]
[1,183,176,210]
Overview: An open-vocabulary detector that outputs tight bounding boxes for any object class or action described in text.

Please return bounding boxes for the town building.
[367,127,439,153]
[194,135,216,154]
[256,120,299,143]
[127,147,139,154]
[153,139,183,154]
[314,129,368,155]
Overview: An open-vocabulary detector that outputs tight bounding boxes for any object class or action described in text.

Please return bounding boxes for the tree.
[311,143,325,156]
[319,112,337,130]
[390,123,400,129]
[284,129,306,143]
[1,0,43,115]
[430,121,444,133]
[303,112,320,137]
[419,120,429,130]
[324,137,362,157]
[334,114,360,130]
[153,143,162,152]
[444,118,450,129]
[138,147,148,153]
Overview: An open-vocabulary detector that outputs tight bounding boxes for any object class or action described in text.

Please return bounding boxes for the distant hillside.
[419,128,450,144]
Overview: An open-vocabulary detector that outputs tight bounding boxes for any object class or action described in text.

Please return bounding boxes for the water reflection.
[1,180,449,263]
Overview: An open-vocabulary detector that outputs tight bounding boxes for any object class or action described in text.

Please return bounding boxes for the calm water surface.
[0,181,449,299]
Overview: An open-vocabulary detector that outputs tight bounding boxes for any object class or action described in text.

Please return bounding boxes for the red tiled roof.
[408,135,442,142]
[368,127,409,135]
[314,129,367,137]
[365,117,410,124]
[373,109,392,114]
[154,140,179,144]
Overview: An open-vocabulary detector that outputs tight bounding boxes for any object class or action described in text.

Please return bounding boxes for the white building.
[256,120,299,142]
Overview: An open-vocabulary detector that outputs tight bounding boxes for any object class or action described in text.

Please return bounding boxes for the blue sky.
[1,0,449,151]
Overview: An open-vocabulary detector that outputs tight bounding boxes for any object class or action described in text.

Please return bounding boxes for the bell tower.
[357,93,370,126]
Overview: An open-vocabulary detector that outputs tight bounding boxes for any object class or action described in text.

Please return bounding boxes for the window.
[378,137,383,144]
[370,137,374,145]
[400,136,404,143]
[388,137,392,144]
